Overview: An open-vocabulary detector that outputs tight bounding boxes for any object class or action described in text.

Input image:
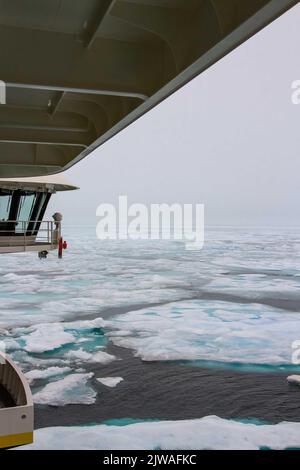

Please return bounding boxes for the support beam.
[0,0,297,178]
[0,140,88,149]
[0,125,93,147]
[0,25,156,99]
[7,83,148,102]
[0,163,61,167]
[0,142,79,177]
[0,107,90,132]
[63,0,299,172]
[0,123,89,133]
[48,91,65,116]
[83,0,116,49]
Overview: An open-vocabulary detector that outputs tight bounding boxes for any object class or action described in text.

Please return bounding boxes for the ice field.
[1,226,300,449]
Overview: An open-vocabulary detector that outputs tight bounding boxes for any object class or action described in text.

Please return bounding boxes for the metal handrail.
[0,220,57,248]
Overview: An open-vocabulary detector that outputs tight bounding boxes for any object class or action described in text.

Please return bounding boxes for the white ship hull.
[0,353,33,448]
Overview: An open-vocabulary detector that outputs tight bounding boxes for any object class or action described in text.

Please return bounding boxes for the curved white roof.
[0,175,78,192]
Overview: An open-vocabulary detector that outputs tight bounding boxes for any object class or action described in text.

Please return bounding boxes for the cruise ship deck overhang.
[0,0,298,178]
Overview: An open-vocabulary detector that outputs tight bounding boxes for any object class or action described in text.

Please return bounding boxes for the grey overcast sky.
[47,3,300,227]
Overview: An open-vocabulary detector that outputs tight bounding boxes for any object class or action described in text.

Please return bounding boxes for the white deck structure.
[0,175,78,254]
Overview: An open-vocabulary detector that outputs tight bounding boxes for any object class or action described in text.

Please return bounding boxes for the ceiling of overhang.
[0,0,297,177]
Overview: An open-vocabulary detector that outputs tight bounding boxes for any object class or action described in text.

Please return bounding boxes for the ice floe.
[287,375,300,386]
[0,317,115,402]
[0,228,299,398]
[33,372,96,406]
[0,237,200,329]
[25,367,72,384]
[105,300,300,366]
[0,227,299,331]
[11,351,69,369]
[20,323,75,353]
[205,274,300,299]
[65,348,116,365]
[96,377,123,388]
[20,416,300,450]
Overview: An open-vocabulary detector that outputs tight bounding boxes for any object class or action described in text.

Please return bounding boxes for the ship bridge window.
[15,193,36,233]
[0,191,12,222]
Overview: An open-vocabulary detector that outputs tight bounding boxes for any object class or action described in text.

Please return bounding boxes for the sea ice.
[105,300,300,366]
[20,416,300,450]
[65,348,116,364]
[20,323,75,353]
[287,375,300,386]
[25,367,72,384]
[205,274,300,299]
[96,377,123,388]
[33,372,96,406]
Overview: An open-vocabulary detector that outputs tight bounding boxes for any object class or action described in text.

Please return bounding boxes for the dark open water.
[36,340,300,428]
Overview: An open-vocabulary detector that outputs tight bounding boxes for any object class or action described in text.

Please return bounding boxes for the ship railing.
[0,220,59,248]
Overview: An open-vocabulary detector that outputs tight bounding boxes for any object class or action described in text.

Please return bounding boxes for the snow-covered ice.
[287,375,300,386]
[25,367,72,384]
[20,323,75,353]
[0,226,299,426]
[33,373,96,406]
[106,300,300,366]
[65,348,116,365]
[20,416,300,450]
[96,377,123,388]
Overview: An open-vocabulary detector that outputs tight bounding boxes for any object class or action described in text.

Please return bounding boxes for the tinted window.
[16,194,36,233]
[0,194,11,221]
